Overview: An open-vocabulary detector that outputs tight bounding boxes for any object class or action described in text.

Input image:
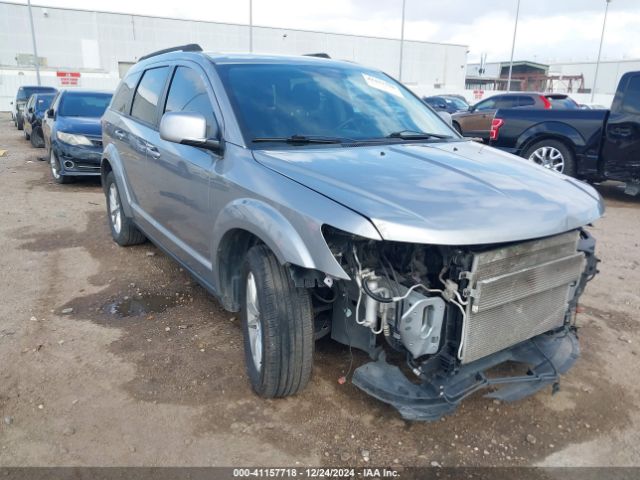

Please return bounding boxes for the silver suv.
[101,45,603,420]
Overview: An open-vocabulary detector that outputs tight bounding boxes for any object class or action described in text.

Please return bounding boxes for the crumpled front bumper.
[352,328,579,421]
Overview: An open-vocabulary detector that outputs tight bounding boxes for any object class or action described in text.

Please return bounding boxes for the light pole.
[249,0,253,53]
[506,0,521,92]
[398,0,406,81]
[27,0,41,86]
[592,0,611,102]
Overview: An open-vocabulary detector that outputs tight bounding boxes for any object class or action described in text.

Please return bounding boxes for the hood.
[56,116,102,137]
[253,141,604,245]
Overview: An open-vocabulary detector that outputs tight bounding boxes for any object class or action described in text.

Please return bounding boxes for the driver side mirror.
[28,107,34,113]
[47,108,55,118]
[468,105,475,112]
[159,111,223,154]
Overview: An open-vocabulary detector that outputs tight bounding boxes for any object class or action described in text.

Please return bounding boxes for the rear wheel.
[241,245,314,398]
[522,139,576,177]
[104,171,146,246]
[49,149,71,184]
[17,116,24,130]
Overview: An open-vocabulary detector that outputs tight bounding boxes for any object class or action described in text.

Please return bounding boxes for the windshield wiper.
[252,134,347,145]
[386,130,452,140]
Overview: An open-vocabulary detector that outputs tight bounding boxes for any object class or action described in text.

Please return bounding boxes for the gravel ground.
[0,112,639,467]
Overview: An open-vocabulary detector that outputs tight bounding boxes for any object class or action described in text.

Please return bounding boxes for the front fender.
[212,198,350,283]
[101,143,135,218]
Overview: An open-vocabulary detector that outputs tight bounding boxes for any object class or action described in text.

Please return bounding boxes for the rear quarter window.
[131,67,170,125]
[111,71,142,114]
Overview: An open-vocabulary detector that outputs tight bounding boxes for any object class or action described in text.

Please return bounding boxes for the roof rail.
[304,53,331,59]
[138,44,203,62]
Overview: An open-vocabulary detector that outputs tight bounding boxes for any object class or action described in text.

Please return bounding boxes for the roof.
[58,89,113,95]
[204,52,355,66]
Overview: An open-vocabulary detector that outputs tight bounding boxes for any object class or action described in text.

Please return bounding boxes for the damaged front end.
[318,226,599,421]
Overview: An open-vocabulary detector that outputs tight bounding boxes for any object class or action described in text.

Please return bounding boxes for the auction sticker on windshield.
[362,73,402,98]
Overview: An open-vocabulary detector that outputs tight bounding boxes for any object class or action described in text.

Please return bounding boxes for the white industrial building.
[0,1,469,111]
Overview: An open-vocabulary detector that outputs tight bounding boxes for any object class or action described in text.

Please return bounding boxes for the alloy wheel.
[50,150,61,179]
[108,183,122,235]
[245,272,263,372]
[529,146,565,173]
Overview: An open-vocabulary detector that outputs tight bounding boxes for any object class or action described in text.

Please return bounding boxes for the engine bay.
[312,226,598,419]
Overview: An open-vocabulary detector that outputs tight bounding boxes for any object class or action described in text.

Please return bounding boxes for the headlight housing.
[56,131,93,146]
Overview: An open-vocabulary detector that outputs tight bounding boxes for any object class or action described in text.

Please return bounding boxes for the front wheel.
[30,127,43,148]
[24,128,30,141]
[104,171,146,246]
[241,245,314,398]
[522,139,576,177]
[49,149,71,184]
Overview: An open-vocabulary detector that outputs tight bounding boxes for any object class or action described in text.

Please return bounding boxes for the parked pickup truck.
[489,71,640,191]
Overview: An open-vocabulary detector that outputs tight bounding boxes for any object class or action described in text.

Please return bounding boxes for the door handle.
[146,144,161,159]
[114,129,127,140]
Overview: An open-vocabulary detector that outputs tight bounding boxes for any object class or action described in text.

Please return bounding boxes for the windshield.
[35,95,55,113]
[445,97,469,110]
[217,63,456,144]
[548,97,579,109]
[17,87,56,102]
[58,93,113,117]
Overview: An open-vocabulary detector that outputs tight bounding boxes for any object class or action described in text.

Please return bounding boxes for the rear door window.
[131,67,170,126]
[621,75,640,115]
[164,66,217,137]
[111,71,142,115]
[494,96,519,109]
[474,97,497,111]
[517,96,536,107]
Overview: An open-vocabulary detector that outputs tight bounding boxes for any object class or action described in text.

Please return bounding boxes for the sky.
[9,0,640,63]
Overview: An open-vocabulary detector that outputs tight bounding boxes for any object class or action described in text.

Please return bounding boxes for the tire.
[522,139,576,177]
[17,117,24,131]
[240,244,314,398]
[24,128,30,141]
[104,171,146,246]
[30,127,43,148]
[49,149,72,184]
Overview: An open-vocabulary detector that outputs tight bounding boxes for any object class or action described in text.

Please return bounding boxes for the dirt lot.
[0,112,639,467]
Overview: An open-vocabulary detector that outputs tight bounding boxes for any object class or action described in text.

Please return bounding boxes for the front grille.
[459,231,584,364]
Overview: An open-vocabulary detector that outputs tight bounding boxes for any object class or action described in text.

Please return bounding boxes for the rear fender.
[516,122,586,153]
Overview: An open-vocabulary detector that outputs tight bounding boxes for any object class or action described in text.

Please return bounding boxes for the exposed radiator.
[459,230,585,364]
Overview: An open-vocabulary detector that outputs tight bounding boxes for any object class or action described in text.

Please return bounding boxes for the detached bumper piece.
[352,329,579,421]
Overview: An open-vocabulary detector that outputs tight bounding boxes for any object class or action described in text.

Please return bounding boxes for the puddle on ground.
[104,293,179,318]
